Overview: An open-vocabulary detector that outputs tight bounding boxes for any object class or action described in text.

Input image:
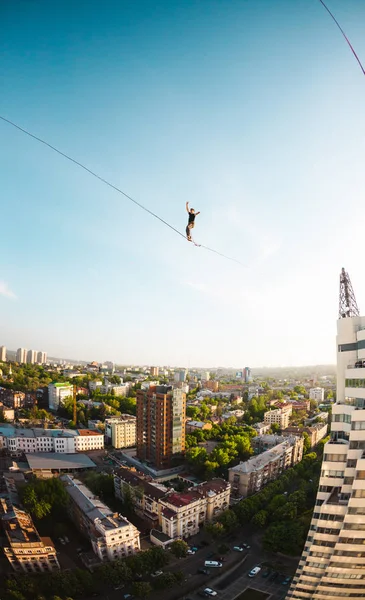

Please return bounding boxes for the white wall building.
[288,274,365,600]
[0,346,6,362]
[37,351,47,364]
[16,348,27,363]
[309,387,325,402]
[26,350,37,364]
[105,415,136,449]
[62,475,140,561]
[0,426,104,454]
[48,383,73,411]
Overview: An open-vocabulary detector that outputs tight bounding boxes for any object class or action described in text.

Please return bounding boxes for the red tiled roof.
[77,429,102,436]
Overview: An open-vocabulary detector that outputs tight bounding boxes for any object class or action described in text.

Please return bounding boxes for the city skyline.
[2,1,365,366]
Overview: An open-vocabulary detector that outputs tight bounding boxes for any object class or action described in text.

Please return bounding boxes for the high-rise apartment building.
[16,348,27,363]
[244,366,252,383]
[48,382,73,411]
[136,385,186,470]
[174,370,187,383]
[288,269,365,600]
[0,346,6,361]
[264,406,292,429]
[150,366,159,377]
[26,349,37,364]
[309,387,325,402]
[37,351,47,364]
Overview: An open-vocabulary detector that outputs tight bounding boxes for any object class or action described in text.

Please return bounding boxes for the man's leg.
[186,225,192,240]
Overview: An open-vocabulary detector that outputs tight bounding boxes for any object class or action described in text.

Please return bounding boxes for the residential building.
[105,415,137,449]
[16,348,27,363]
[26,349,37,364]
[0,346,6,361]
[37,351,47,364]
[291,399,311,412]
[136,386,186,470]
[174,370,187,383]
[88,380,103,392]
[252,434,290,454]
[200,371,210,382]
[0,389,26,409]
[252,421,271,436]
[150,367,159,377]
[264,406,291,429]
[0,499,59,573]
[48,382,73,411]
[244,367,252,383]
[0,426,104,454]
[114,467,169,527]
[282,424,328,448]
[304,412,329,425]
[309,387,325,402]
[186,420,213,433]
[229,436,303,498]
[61,475,140,561]
[205,380,219,392]
[159,479,230,539]
[288,270,365,600]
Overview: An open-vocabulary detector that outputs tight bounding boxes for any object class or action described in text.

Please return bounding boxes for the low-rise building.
[114,467,169,527]
[0,426,104,454]
[0,405,15,421]
[252,434,289,454]
[105,415,136,449]
[309,387,325,402]
[0,389,26,409]
[0,499,60,573]
[26,452,97,478]
[159,479,230,539]
[185,420,213,433]
[252,421,271,436]
[290,399,310,412]
[228,436,303,498]
[62,475,140,561]
[264,406,291,429]
[282,423,328,447]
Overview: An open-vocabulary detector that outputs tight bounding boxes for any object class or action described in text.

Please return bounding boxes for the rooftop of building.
[186,420,207,428]
[162,478,229,508]
[49,382,73,388]
[229,438,299,474]
[1,504,41,545]
[105,414,136,424]
[26,453,96,470]
[61,475,134,533]
[252,434,287,445]
[116,467,169,500]
[77,429,103,436]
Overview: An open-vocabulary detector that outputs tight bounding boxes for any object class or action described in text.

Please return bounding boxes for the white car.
[187,549,196,555]
[204,588,217,597]
[151,570,163,578]
[233,546,243,552]
[248,566,261,578]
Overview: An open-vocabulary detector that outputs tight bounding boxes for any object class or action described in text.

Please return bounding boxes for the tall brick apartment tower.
[136,385,186,470]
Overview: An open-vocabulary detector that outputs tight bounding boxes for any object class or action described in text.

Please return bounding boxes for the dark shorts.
[186,222,194,237]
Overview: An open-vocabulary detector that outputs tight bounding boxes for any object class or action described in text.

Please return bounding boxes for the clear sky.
[1,0,365,367]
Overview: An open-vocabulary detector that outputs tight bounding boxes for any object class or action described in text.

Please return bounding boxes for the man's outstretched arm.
[195,211,200,216]
[186,201,190,213]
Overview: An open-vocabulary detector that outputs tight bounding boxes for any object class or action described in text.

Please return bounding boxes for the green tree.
[217,510,238,532]
[251,509,268,528]
[132,582,153,599]
[302,431,312,454]
[170,540,189,558]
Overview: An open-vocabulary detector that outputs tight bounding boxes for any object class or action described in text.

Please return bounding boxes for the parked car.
[114,584,125,590]
[270,571,279,582]
[233,546,244,552]
[240,542,251,549]
[262,569,271,578]
[248,566,261,578]
[151,570,163,578]
[282,576,292,586]
[191,546,198,552]
[197,568,210,575]
[123,595,134,600]
[64,536,70,543]
[187,549,196,555]
[204,588,217,596]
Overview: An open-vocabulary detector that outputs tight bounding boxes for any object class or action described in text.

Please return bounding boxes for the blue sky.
[1,0,365,367]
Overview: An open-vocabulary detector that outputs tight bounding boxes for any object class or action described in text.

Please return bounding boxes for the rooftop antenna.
[339,268,360,319]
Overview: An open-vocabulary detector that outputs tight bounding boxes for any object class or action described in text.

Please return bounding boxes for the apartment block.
[309,387,325,402]
[27,350,37,364]
[48,382,73,410]
[16,348,27,363]
[105,415,136,449]
[136,386,186,470]
[114,467,169,527]
[0,389,26,409]
[37,351,47,364]
[264,406,292,429]
[159,479,230,539]
[252,434,290,454]
[150,367,159,377]
[186,420,213,433]
[62,475,140,561]
[0,346,6,361]
[282,423,328,448]
[229,436,303,498]
[0,426,104,454]
[0,499,59,573]
[288,270,365,599]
